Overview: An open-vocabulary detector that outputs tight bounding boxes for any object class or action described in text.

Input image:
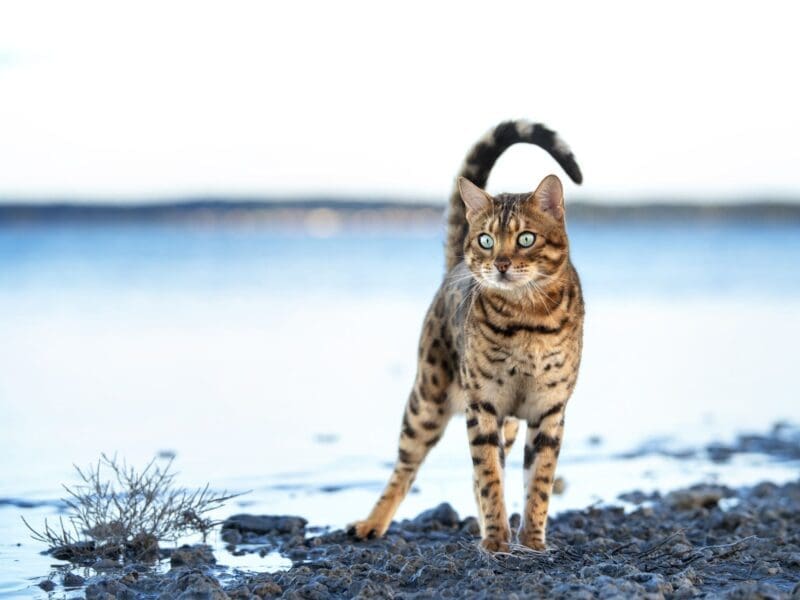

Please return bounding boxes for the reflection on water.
[0,218,799,594]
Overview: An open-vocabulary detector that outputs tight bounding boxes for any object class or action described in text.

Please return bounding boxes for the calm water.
[1,218,799,596]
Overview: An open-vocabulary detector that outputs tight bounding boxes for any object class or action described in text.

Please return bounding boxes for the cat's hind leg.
[348,355,454,540]
[502,417,520,457]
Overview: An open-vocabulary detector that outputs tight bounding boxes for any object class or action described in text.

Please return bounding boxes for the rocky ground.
[38,477,799,599]
[31,426,800,598]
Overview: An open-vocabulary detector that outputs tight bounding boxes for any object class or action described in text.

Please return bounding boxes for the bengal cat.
[348,120,585,552]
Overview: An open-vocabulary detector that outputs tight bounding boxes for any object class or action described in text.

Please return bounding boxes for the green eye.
[517,231,536,247]
[478,233,494,249]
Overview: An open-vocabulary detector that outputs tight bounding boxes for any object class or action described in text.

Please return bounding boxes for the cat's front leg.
[466,399,510,552]
[519,400,566,550]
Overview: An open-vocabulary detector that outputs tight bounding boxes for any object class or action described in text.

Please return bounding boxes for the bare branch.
[22,455,243,563]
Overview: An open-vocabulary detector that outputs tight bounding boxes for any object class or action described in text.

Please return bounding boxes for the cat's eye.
[517,231,536,248]
[478,233,494,249]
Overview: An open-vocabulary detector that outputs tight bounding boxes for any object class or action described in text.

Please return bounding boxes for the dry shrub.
[23,453,240,563]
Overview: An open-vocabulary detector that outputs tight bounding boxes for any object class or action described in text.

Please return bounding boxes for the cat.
[348,120,585,552]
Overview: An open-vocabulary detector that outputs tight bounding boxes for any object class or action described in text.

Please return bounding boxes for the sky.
[1,1,799,203]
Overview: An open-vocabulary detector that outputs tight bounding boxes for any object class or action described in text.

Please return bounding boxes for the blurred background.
[1,0,799,591]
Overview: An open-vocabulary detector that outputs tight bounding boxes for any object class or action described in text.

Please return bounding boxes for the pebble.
[63,572,85,587]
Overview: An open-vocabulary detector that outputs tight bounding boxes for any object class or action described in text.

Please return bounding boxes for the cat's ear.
[458,177,492,218]
[531,174,565,220]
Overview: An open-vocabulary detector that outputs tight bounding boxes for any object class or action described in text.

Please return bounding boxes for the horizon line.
[2,198,800,226]
[2,193,800,208]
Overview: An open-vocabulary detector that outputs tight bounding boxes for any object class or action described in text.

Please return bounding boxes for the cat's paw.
[480,536,510,553]
[346,519,385,540]
[518,529,547,551]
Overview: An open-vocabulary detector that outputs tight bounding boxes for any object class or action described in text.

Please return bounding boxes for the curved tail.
[445,120,583,271]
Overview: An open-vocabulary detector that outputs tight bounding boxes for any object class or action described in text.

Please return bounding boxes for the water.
[1,217,799,596]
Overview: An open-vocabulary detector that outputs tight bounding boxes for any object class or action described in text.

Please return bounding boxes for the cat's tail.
[445,120,583,271]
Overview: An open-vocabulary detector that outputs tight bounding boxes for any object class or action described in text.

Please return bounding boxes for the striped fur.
[349,120,585,553]
[445,120,582,271]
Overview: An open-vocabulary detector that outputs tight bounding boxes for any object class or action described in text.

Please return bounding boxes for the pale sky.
[1,1,799,203]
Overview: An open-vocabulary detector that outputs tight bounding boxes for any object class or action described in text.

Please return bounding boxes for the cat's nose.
[494,257,511,273]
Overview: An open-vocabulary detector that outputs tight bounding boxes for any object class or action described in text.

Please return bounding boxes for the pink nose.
[494,257,511,273]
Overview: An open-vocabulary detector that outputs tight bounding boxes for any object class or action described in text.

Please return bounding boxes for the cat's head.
[458,174,569,293]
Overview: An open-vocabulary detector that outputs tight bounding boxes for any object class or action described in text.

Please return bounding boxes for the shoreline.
[39,477,800,599]
[16,423,800,598]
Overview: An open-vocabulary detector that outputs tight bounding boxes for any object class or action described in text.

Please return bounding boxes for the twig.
[684,535,756,564]
[609,540,637,555]
[635,530,684,557]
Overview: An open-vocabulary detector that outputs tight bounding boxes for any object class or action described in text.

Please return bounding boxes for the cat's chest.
[463,328,564,384]
[465,318,562,363]
[500,341,564,382]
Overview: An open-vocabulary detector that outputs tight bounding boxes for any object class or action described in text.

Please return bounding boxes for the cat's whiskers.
[458,280,479,314]
[521,269,570,318]
[446,272,479,287]
[526,269,571,294]
[454,274,486,316]
[535,270,571,286]
[537,285,559,319]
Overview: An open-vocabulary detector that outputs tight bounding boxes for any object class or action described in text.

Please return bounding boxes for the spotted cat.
[349,120,584,552]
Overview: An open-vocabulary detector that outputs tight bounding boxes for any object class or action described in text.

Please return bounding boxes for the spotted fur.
[349,120,584,553]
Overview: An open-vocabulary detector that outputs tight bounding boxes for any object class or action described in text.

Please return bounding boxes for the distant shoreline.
[2,199,800,226]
